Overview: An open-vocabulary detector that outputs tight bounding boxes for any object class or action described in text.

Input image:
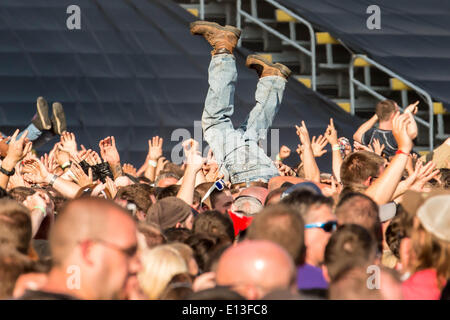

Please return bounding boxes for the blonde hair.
[138,245,188,299]
[168,242,194,265]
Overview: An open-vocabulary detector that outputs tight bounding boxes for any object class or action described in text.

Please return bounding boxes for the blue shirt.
[297,263,328,290]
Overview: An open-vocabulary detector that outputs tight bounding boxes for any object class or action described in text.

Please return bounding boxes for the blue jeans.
[202,54,286,184]
[4,123,55,149]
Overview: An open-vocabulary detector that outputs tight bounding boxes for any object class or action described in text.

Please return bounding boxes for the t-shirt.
[402,269,442,300]
[18,289,78,300]
[297,263,328,290]
[362,128,398,157]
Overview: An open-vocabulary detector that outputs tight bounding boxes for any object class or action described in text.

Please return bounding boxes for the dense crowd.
[0,20,449,300]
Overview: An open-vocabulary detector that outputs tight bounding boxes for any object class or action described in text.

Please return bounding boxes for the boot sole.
[52,102,67,135]
[190,21,241,39]
[36,97,52,130]
[246,54,292,78]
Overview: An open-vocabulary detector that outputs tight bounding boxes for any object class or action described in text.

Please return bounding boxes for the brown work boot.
[246,54,292,79]
[190,21,241,55]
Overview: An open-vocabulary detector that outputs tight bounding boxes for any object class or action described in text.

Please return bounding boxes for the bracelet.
[276,154,282,161]
[48,174,58,186]
[332,144,340,151]
[148,160,157,168]
[61,161,71,169]
[33,206,47,218]
[0,165,15,176]
[395,150,410,156]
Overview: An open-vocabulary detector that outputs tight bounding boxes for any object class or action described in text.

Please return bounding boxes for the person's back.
[355,99,399,157]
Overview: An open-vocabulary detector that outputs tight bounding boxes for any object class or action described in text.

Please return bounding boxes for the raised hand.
[324,118,338,146]
[99,136,120,164]
[353,141,373,152]
[5,129,33,165]
[59,132,78,156]
[22,159,49,185]
[105,176,118,199]
[148,136,164,161]
[23,190,52,213]
[311,135,328,157]
[155,156,169,177]
[276,162,296,176]
[278,145,291,160]
[54,142,71,167]
[371,138,385,156]
[295,121,311,147]
[122,163,137,176]
[409,161,440,192]
[392,112,413,153]
[185,149,206,173]
[69,162,93,187]
[8,163,26,189]
[404,101,419,115]
[321,176,341,198]
[40,153,60,174]
[182,138,199,155]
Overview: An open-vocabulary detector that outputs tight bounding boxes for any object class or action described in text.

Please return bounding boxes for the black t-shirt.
[362,128,398,157]
[18,289,78,300]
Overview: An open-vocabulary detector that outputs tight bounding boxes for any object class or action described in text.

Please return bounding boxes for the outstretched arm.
[0,130,32,189]
[22,158,81,199]
[177,139,205,206]
[296,121,320,183]
[143,136,163,182]
[99,136,122,179]
[365,112,413,204]
[353,114,378,143]
[324,118,342,183]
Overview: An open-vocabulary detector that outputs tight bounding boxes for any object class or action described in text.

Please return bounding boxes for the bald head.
[238,187,268,206]
[49,197,136,267]
[215,240,295,299]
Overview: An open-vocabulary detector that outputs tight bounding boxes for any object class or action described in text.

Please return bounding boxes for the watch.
[0,165,15,176]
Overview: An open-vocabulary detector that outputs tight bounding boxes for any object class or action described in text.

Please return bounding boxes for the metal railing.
[349,54,434,150]
[199,0,204,20]
[236,0,317,90]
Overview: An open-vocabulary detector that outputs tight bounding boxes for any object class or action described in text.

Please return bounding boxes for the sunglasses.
[82,239,138,258]
[304,220,337,233]
[200,179,225,204]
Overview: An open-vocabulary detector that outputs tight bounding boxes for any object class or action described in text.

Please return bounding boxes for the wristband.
[395,150,410,156]
[33,206,47,218]
[148,160,157,168]
[61,161,71,169]
[48,174,58,186]
[0,165,15,176]
[276,154,282,161]
[332,144,340,151]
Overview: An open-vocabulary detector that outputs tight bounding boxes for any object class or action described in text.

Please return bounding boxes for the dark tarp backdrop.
[0,0,360,171]
[279,0,450,112]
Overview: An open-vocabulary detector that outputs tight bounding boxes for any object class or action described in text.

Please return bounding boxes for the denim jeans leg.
[18,123,42,141]
[16,123,56,149]
[235,75,286,181]
[240,75,286,142]
[202,54,244,172]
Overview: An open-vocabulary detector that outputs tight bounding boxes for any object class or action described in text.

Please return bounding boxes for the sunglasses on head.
[304,220,337,233]
[200,179,225,204]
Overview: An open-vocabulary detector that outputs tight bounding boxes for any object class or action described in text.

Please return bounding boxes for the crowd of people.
[0,20,449,300]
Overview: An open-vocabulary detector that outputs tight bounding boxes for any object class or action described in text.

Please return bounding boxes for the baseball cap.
[416,195,450,242]
[146,197,193,230]
[379,202,397,222]
[401,189,449,216]
[281,182,323,199]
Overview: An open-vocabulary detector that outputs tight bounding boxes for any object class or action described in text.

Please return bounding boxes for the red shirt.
[227,210,253,237]
[402,269,443,300]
